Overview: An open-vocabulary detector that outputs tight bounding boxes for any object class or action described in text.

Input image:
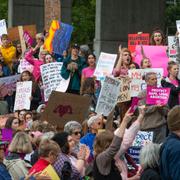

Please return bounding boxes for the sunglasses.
[73,131,81,136]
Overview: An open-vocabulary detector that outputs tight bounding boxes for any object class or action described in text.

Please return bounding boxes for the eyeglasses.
[73,131,81,136]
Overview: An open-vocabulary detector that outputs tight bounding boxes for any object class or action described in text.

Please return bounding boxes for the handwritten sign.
[128,33,149,53]
[96,76,121,116]
[128,131,153,164]
[40,62,63,101]
[18,59,34,73]
[41,91,91,129]
[146,86,170,105]
[0,75,20,98]
[94,52,117,81]
[117,77,131,103]
[14,81,32,111]
[128,68,163,97]
[168,36,177,62]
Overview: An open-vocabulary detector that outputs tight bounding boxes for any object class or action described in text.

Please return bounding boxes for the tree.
[0,0,8,21]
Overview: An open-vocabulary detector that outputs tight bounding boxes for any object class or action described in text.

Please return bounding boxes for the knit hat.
[167,105,180,132]
[52,132,69,148]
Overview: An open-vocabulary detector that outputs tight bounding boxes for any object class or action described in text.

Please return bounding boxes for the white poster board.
[94,52,117,81]
[128,68,163,97]
[0,19,7,36]
[95,76,120,116]
[40,62,63,101]
[168,36,177,62]
[14,81,32,111]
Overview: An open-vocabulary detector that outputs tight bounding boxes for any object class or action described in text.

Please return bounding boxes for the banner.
[94,52,117,81]
[44,20,73,55]
[96,76,121,116]
[146,86,170,105]
[117,76,131,103]
[128,131,153,164]
[14,81,32,111]
[0,75,20,98]
[41,91,91,129]
[128,68,163,97]
[18,59,34,73]
[135,45,168,76]
[128,33,149,53]
[168,36,177,62]
[40,62,63,101]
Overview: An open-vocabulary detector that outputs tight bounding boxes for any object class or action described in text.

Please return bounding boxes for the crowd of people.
[0,26,180,180]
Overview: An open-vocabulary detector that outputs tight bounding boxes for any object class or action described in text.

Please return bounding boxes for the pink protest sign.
[146,86,170,105]
[129,97,140,113]
[135,45,168,76]
[23,31,34,46]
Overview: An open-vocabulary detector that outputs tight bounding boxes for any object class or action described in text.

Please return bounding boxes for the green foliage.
[71,0,96,45]
[165,3,180,35]
[0,0,8,21]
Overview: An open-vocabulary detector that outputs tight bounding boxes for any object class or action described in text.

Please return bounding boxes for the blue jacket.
[160,133,180,180]
[80,132,96,158]
[0,163,12,180]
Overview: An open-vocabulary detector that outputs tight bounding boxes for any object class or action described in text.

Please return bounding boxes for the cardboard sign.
[0,75,20,98]
[95,76,121,116]
[41,91,91,129]
[14,81,32,111]
[168,36,177,62]
[44,0,61,30]
[8,25,37,42]
[94,52,117,81]
[0,19,7,36]
[128,68,163,97]
[117,77,131,103]
[146,86,170,105]
[135,45,168,76]
[18,59,34,73]
[41,165,60,180]
[128,131,153,164]
[128,33,149,53]
[40,62,63,101]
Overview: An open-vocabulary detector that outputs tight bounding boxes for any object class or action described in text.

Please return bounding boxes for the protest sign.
[23,31,34,46]
[44,0,61,30]
[41,91,91,129]
[129,97,140,113]
[14,81,32,111]
[0,19,7,36]
[44,20,73,55]
[0,75,20,98]
[18,59,34,73]
[95,76,121,116]
[176,20,180,46]
[55,76,70,93]
[135,45,168,76]
[94,52,117,81]
[128,131,153,164]
[117,76,131,103]
[146,86,170,105]
[41,165,60,180]
[128,68,163,97]
[40,62,63,101]
[128,33,149,53]
[168,36,177,62]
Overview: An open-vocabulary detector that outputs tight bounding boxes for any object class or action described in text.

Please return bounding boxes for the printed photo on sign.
[168,36,177,62]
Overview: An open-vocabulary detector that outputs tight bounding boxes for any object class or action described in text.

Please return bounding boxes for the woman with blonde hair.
[4,131,33,180]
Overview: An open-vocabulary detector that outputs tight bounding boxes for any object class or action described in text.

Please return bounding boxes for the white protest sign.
[55,76,70,93]
[95,76,120,116]
[128,68,163,97]
[168,36,177,62]
[127,131,153,164]
[40,62,63,101]
[0,19,7,36]
[176,20,180,46]
[18,59,34,73]
[14,81,32,111]
[94,52,117,81]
